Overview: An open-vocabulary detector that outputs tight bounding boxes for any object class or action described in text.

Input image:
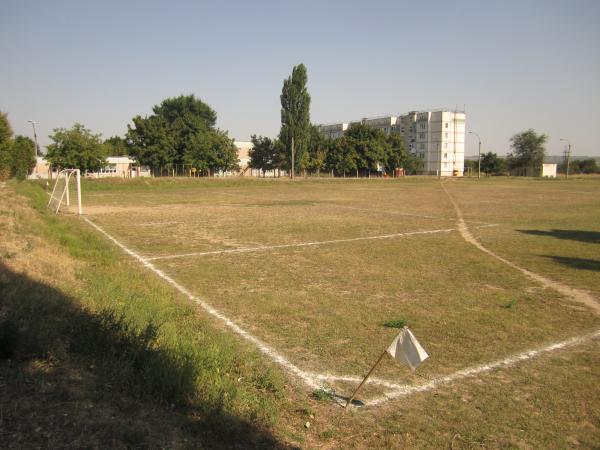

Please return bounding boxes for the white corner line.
[83,217,321,390]
[83,217,592,410]
[364,329,600,407]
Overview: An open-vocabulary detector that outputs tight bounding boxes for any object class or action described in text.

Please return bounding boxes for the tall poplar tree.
[279,64,311,178]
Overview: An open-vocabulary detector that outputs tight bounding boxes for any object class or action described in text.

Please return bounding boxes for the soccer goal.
[48,169,82,214]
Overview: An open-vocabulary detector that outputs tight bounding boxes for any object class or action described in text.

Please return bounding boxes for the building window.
[445,133,448,138]
[419,133,425,139]
[445,123,449,128]
[443,153,447,159]
[444,143,448,149]
[420,143,425,150]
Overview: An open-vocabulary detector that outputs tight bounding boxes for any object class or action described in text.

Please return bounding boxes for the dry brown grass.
[40,176,600,448]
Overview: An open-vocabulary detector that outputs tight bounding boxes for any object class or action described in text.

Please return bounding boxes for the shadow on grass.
[543,255,600,272]
[518,229,600,244]
[0,263,294,449]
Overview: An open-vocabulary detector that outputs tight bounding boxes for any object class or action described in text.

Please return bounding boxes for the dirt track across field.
[441,179,600,315]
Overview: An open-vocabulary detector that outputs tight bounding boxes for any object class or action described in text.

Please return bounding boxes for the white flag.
[386,327,429,371]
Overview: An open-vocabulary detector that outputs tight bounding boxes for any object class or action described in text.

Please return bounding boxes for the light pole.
[560,138,571,179]
[28,120,41,156]
[468,131,482,179]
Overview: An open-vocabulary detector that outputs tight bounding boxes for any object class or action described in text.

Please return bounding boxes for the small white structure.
[95,156,150,178]
[542,163,557,178]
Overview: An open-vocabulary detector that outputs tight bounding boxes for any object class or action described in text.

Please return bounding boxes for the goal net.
[48,169,82,214]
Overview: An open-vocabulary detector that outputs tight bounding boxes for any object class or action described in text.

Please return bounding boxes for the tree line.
[249,122,421,177]
[250,64,419,177]
[2,94,239,177]
[464,129,598,176]
[2,64,596,180]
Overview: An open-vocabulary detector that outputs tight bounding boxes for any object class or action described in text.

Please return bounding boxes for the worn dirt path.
[441,180,600,315]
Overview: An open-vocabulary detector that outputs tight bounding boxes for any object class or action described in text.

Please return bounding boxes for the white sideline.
[144,228,457,261]
[84,218,598,408]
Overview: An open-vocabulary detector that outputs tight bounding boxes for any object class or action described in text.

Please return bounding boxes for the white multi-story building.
[317,109,466,176]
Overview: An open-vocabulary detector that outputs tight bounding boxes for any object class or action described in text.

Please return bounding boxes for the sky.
[1,0,599,157]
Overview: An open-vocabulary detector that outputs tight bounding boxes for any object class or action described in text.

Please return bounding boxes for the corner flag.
[386,327,429,371]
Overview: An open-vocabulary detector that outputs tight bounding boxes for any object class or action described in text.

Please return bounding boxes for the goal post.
[48,168,82,215]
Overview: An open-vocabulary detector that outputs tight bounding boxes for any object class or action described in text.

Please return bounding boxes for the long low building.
[29,156,151,180]
[317,109,466,176]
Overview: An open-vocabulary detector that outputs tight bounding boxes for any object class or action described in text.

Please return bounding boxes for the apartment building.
[317,109,466,176]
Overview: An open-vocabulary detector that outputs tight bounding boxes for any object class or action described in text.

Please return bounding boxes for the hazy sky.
[1,0,599,157]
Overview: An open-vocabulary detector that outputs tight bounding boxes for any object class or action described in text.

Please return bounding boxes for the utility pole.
[469,131,482,179]
[28,120,41,156]
[560,138,571,179]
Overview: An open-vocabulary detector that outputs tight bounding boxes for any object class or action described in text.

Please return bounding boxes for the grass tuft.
[502,299,519,309]
[311,388,334,401]
[383,318,408,329]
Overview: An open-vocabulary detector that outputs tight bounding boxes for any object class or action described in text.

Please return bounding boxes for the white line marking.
[84,217,597,409]
[145,228,457,261]
[365,329,600,407]
[84,217,321,390]
[144,224,499,261]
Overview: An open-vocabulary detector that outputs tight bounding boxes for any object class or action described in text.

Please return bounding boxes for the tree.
[480,152,507,175]
[184,129,239,174]
[249,135,277,176]
[325,137,358,177]
[11,136,36,180]
[46,124,107,172]
[126,95,234,174]
[0,113,36,180]
[0,111,13,180]
[279,64,311,177]
[507,129,547,176]
[576,159,599,174]
[384,133,422,174]
[306,125,328,175]
[344,123,387,175]
[0,111,12,145]
[103,136,128,156]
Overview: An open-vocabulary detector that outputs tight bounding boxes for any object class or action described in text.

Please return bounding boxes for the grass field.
[5,175,600,448]
[79,176,600,405]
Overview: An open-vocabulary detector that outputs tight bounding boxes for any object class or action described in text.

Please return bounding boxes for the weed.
[383,318,408,329]
[319,429,335,439]
[503,299,519,309]
[312,388,334,401]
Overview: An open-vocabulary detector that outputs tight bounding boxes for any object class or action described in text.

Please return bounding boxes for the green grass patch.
[383,318,408,329]
[502,299,519,309]
[311,388,334,401]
